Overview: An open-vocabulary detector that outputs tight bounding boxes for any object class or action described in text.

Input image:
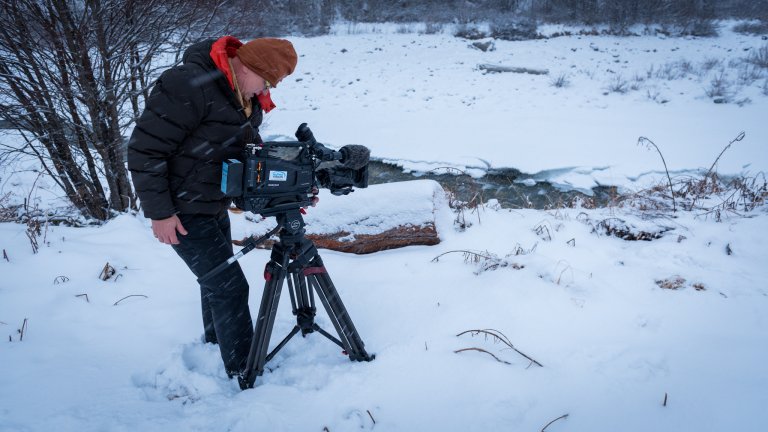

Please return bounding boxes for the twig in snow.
[541,414,569,432]
[454,347,511,365]
[663,392,668,407]
[54,276,69,284]
[99,262,116,281]
[76,294,90,303]
[457,329,543,367]
[706,132,745,178]
[431,250,493,263]
[638,136,676,212]
[367,410,376,425]
[113,294,148,306]
[19,318,28,341]
[2,249,8,262]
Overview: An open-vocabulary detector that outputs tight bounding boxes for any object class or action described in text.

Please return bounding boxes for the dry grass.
[621,132,766,220]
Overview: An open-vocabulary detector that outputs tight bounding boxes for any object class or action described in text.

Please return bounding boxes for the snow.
[2,23,768,432]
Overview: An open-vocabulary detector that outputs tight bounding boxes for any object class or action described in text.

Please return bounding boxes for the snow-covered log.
[478,64,549,75]
[236,180,448,254]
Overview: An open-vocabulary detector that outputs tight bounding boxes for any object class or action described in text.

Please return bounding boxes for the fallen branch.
[76,294,90,303]
[113,294,148,306]
[454,347,511,365]
[457,329,543,367]
[541,414,569,432]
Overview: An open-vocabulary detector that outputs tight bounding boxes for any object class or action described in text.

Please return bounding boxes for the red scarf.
[209,36,276,113]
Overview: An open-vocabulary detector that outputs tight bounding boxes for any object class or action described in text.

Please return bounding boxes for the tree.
[0,0,226,220]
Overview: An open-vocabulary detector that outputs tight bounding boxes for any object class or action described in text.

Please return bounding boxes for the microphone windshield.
[339,145,370,170]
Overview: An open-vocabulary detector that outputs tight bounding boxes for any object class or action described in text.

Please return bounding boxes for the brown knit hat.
[236,38,297,87]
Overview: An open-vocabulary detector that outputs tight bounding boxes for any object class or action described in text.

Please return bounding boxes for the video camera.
[221,123,369,216]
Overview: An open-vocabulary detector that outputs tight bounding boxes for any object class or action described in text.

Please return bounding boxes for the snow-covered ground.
[270,22,767,192]
[2,22,768,432]
[2,181,767,431]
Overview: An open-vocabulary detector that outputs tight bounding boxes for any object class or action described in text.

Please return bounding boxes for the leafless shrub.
[736,64,764,86]
[421,22,443,35]
[701,58,722,73]
[0,192,17,222]
[745,44,768,69]
[624,133,765,219]
[646,89,669,104]
[607,75,629,94]
[650,62,685,80]
[430,167,484,230]
[431,250,524,275]
[550,73,570,88]
[489,21,540,41]
[733,21,768,35]
[678,59,695,75]
[705,71,732,101]
[454,24,487,40]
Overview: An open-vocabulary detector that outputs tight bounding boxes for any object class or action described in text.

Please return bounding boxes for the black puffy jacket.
[127,39,263,219]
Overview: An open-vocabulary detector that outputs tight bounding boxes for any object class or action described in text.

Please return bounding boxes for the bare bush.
[607,75,629,94]
[745,44,768,69]
[701,58,722,73]
[489,20,540,41]
[454,25,487,40]
[705,71,732,101]
[550,73,570,88]
[0,0,228,221]
[623,132,765,219]
[734,21,768,35]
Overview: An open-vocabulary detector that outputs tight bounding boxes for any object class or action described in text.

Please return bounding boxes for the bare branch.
[113,294,148,306]
[541,414,569,432]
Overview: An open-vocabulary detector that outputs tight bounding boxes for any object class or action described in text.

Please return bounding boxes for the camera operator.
[127,36,297,383]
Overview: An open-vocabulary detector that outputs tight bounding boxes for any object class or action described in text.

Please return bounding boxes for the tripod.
[199,208,374,389]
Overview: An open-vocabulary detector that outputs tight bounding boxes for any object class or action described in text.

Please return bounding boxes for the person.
[127,36,298,383]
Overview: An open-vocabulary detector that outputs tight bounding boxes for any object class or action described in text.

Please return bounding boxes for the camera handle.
[197,224,282,284]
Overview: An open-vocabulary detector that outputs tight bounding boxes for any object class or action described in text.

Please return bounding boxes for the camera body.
[221,124,368,216]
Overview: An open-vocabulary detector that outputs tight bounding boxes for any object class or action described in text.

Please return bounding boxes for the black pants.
[171,211,253,375]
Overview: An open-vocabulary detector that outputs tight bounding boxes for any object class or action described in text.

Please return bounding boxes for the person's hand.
[310,186,319,207]
[151,215,188,245]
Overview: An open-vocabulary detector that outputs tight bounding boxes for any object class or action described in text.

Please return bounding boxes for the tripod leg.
[243,258,288,388]
[307,262,374,362]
